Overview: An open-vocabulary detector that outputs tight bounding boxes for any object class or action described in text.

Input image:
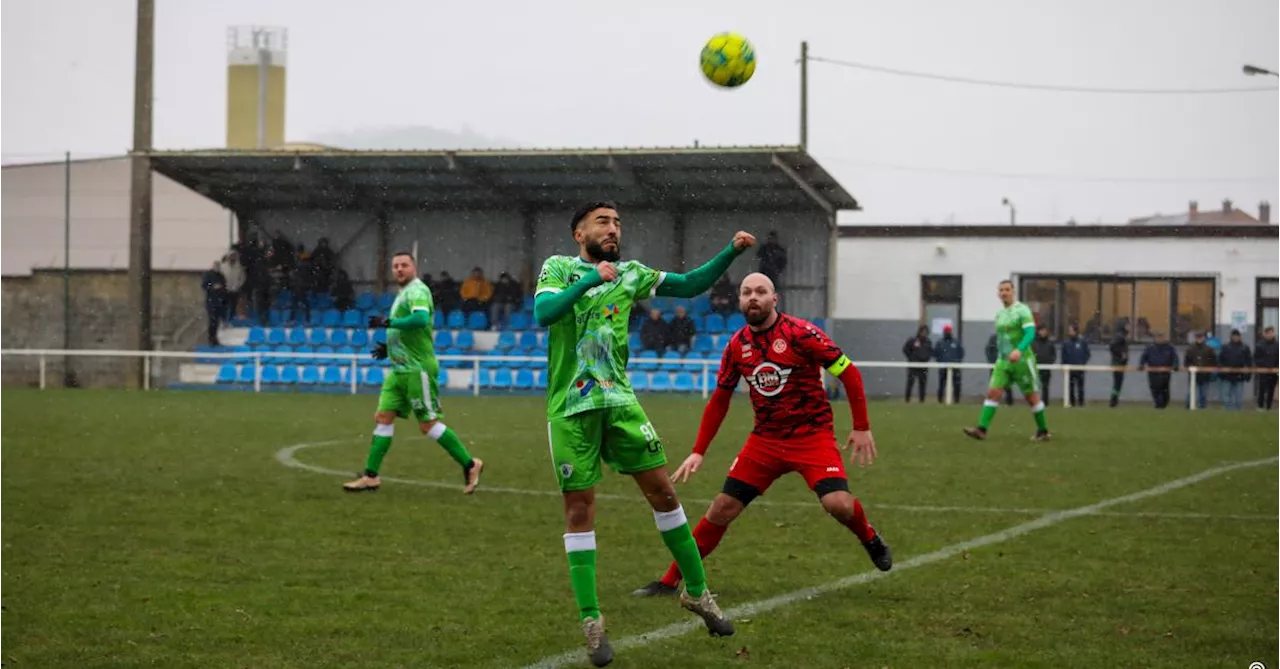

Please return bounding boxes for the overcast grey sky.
[4,0,1277,224]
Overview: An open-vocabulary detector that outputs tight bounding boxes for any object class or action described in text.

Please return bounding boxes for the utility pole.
[126,0,155,388]
[799,41,809,150]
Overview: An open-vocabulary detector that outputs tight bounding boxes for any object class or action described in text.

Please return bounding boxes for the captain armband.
[826,354,852,377]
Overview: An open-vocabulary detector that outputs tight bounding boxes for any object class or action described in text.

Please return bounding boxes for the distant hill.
[306,125,521,151]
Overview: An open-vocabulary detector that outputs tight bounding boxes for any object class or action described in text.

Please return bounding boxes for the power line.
[826,158,1277,184]
[809,55,1280,95]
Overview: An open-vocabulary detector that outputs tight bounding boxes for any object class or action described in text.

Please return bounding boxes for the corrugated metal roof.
[146,146,859,214]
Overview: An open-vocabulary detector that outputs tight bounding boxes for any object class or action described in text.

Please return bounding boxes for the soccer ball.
[700,32,756,88]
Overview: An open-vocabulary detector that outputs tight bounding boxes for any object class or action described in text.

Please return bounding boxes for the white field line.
[522,456,1278,669]
[275,441,1278,522]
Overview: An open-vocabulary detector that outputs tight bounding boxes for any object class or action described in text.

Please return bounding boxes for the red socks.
[840,498,876,543]
[659,517,728,587]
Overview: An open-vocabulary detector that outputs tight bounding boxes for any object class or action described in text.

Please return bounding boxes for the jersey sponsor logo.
[600,304,619,320]
[740,343,752,359]
[559,462,574,479]
[772,338,788,354]
[576,378,597,396]
[826,466,840,472]
[746,361,793,397]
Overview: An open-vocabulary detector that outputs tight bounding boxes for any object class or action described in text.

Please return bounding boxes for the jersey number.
[639,422,663,454]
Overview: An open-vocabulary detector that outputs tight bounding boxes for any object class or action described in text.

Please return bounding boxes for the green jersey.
[386,278,436,373]
[535,255,664,418]
[994,301,1036,360]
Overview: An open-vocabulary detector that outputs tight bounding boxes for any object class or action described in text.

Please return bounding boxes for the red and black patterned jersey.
[715,313,845,440]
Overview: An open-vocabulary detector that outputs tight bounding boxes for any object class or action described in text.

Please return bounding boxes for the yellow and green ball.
[700,32,756,88]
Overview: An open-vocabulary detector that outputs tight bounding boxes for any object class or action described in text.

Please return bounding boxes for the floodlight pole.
[127,0,155,388]
[800,41,809,150]
[64,151,73,387]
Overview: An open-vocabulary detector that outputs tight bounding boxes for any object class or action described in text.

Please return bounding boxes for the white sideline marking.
[522,456,1277,669]
[274,441,1278,521]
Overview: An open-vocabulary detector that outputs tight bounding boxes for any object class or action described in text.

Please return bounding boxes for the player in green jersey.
[343,252,484,493]
[535,200,754,666]
[964,279,1052,441]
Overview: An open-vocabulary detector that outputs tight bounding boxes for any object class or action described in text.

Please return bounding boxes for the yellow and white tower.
[226,26,287,149]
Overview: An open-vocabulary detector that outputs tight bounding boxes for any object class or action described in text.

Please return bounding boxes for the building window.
[1019,275,1214,344]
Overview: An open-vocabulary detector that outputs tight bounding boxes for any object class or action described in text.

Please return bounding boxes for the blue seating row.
[212,364,707,393]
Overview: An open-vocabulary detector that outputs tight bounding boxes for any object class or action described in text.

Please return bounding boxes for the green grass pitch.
[2,389,1276,668]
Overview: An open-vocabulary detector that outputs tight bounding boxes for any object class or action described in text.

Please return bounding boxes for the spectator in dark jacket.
[710,274,736,317]
[1256,326,1278,410]
[640,309,671,355]
[1108,328,1130,407]
[490,272,523,331]
[1060,323,1091,406]
[1138,332,1179,409]
[1032,326,1057,404]
[202,262,227,347]
[986,333,1014,405]
[332,268,354,313]
[1183,331,1217,409]
[756,231,788,287]
[310,237,337,291]
[434,271,461,315]
[289,256,313,325]
[669,305,697,355]
[1218,330,1253,410]
[903,325,933,403]
[933,325,965,403]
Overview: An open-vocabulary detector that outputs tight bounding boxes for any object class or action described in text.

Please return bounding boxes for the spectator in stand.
[710,274,736,317]
[490,271,523,330]
[434,270,461,315]
[669,305,697,356]
[460,267,494,316]
[1183,331,1217,409]
[202,262,227,346]
[220,250,245,322]
[420,272,434,292]
[1060,323,1091,407]
[332,268,354,312]
[902,325,933,403]
[310,237,337,291]
[986,333,1014,405]
[1032,325,1056,404]
[1257,326,1279,410]
[756,231,788,287]
[268,230,295,274]
[289,252,314,324]
[1218,330,1253,410]
[933,325,964,403]
[237,233,271,325]
[1138,331,1178,409]
[640,309,671,356]
[1108,326,1130,408]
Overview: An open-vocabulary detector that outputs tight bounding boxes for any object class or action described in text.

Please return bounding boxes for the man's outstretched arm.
[533,270,604,326]
[828,354,871,431]
[691,385,735,456]
[655,232,756,298]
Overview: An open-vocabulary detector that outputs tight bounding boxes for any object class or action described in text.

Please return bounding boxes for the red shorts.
[725,432,847,495]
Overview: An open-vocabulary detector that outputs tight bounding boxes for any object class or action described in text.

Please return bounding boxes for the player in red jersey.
[633,272,892,597]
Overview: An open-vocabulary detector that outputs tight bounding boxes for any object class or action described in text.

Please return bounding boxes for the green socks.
[655,506,708,597]
[427,423,474,469]
[363,424,395,476]
[977,400,998,430]
[564,531,600,620]
[1032,401,1048,431]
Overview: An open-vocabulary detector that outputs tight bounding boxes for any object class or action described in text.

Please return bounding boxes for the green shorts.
[547,404,666,492]
[377,369,443,423]
[990,356,1041,396]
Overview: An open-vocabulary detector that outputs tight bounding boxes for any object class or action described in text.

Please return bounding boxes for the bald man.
[633,273,892,597]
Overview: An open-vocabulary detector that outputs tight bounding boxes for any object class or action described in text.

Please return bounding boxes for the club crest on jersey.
[740,343,752,359]
[746,361,792,397]
[772,339,788,354]
[559,462,574,478]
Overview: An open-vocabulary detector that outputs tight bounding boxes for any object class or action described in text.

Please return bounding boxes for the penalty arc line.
[274,441,1278,521]
[522,455,1278,669]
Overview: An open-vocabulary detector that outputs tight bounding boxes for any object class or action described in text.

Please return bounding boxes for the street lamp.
[1001,197,1016,226]
[1243,64,1279,77]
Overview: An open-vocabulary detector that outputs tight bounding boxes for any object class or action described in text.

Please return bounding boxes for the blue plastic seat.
[535,370,547,389]
[496,331,517,351]
[329,329,349,347]
[271,345,293,365]
[341,310,362,328]
[267,309,285,326]
[510,312,531,330]
[715,333,734,350]
[693,333,715,355]
[704,314,726,333]
[232,345,253,363]
[446,311,466,329]
[320,309,340,328]
[514,369,534,390]
[350,329,370,347]
[523,295,536,311]
[300,366,320,385]
[363,367,385,386]
[454,330,476,350]
[649,371,671,392]
[628,332,642,350]
[473,368,491,389]
[673,372,696,392]
[267,328,287,346]
[260,365,281,384]
[811,318,827,332]
[631,372,649,391]
[245,327,266,346]
[355,293,376,310]
[308,311,325,327]
[280,365,300,384]
[492,368,514,389]
[692,295,711,314]
[237,365,256,383]
[372,329,387,345]
[433,310,446,328]
[518,331,539,348]
[285,328,305,347]
[635,350,659,372]
[437,368,450,387]
[467,312,488,330]
[315,345,335,365]
[322,367,343,385]
[216,363,237,383]
[726,313,747,331]
[378,293,396,309]
[305,329,325,346]
[435,331,454,349]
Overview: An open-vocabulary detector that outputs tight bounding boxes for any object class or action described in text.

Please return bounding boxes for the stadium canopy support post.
[800,40,808,150]
[126,0,156,389]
